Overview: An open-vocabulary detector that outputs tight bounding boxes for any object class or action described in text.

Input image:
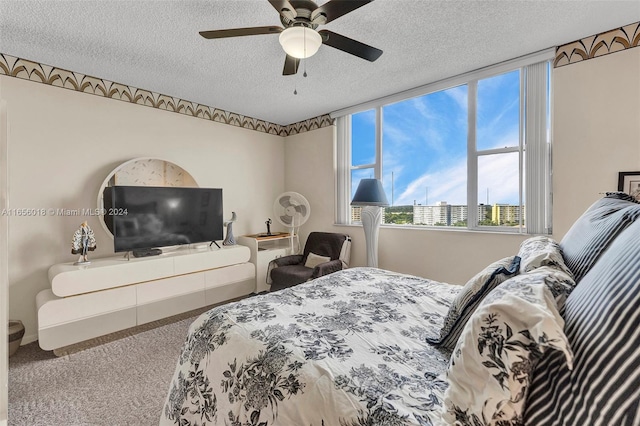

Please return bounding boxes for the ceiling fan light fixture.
[279,26,322,59]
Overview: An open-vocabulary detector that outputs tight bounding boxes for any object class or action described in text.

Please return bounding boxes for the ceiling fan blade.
[283,55,300,75]
[199,26,283,39]
[319,30,382,62]
[311,0,373,24]
[268,0,297,20]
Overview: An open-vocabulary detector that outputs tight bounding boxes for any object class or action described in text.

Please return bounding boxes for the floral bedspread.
[161,267,460,426]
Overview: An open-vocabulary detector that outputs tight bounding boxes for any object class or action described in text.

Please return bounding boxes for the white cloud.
[478,152,520,204]
[377,82,524,207]
[391,152,520,206]
[492,128,519,149]
[409,97,438,121]
[394,161,468,206]
[445,86,468,111]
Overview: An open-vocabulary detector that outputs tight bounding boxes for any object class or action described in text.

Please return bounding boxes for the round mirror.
[97,157,198,237]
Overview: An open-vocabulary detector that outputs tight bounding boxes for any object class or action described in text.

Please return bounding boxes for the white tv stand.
[36,245,255,351]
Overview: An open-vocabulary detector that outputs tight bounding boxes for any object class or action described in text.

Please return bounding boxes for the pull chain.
[303,29,308,78]
[293,27,309,94]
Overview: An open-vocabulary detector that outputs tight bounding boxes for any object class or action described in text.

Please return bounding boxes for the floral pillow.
[523,266,575,311]
[442,277,573,426]
[427,256,520,350]
[518,236,574,278]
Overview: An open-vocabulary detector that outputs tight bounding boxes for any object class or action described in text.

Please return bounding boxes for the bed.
[161,193,640,426]
[161,268,460,425]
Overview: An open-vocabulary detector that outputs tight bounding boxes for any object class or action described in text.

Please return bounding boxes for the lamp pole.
[361,205,383,268]
[351,178,389,269]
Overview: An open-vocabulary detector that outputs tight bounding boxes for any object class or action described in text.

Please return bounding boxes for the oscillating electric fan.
[273,192,310,252]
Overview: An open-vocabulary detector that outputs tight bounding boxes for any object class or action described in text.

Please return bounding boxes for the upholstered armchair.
[268,232,351,292]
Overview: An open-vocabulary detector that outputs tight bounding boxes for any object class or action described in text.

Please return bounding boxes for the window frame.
[334,50,554,234]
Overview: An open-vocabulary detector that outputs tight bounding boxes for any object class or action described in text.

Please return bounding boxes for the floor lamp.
[351,178,389,268]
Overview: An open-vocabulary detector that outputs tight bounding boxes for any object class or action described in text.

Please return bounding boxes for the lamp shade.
[351,179,389,206]
[279,27,322,59]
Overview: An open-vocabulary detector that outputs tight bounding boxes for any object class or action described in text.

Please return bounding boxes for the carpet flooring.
[8,308,211,426]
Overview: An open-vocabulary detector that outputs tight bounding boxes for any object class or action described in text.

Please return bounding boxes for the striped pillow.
[560,193,640,283]
[524,219,640,425]
[427,256,520,350]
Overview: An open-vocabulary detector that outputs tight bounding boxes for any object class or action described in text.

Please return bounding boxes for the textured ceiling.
[1,1,639,125]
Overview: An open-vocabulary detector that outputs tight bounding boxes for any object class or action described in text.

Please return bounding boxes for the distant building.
[351,206,387,224]
[477,204,492,223]
[413,202,451,226]
[355,202,522,227]
[412,204,429,225]
[351,206,362,223]
[491,204,524,225]
[452,205,468,225]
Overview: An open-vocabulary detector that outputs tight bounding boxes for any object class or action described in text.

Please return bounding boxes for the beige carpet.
[8,306,215,426]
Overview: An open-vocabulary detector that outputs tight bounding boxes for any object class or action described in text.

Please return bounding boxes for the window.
[335,52,552,234]
[475,70,523,229]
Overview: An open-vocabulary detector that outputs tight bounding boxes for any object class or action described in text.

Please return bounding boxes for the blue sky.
[352,70,522,207]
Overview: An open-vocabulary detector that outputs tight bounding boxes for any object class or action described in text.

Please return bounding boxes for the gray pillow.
[427,256,520,350]
[560,193,640,283]
[525,217,640,425]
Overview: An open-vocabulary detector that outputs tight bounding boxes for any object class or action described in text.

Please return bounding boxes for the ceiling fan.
[199,0,383,75]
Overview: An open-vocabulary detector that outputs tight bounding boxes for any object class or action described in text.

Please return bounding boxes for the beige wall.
[552,48,640,236]
[285,47,640,285]
[1,76,286,343]
[284,126,336,238]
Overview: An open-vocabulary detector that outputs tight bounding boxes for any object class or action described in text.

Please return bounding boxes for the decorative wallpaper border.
[0,53,333,136]
[555,21,640,68]
[4,19,637,128]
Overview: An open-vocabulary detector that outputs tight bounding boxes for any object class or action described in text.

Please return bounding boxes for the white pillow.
[304,252,331,269]
[442,277,573,425]
[517,236,573,278]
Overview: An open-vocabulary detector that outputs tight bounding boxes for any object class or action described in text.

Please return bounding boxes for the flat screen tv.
[103,186,223,253]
